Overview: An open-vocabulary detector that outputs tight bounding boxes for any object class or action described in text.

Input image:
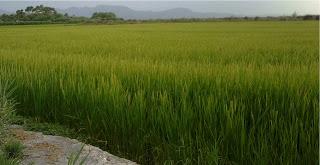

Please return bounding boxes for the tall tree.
[15,9,25,20]
[25,6,34,14]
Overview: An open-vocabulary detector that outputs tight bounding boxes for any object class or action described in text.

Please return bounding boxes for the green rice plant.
[0,80,16,127]
[0,80,16,146]
[0,21,318,164]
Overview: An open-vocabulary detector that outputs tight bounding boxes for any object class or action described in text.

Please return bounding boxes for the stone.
[9,125,137,165]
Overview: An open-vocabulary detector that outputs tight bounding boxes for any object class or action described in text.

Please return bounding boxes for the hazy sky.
[0,1,318,16]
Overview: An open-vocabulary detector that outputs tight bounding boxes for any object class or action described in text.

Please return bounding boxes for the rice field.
[0,21,318,164]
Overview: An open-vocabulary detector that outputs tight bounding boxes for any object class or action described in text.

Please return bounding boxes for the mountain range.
[0,5,234,19]
[58,5,233,20]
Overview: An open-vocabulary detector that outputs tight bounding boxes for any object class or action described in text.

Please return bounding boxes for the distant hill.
[59,5,233,20]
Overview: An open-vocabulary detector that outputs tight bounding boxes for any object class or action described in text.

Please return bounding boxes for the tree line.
[0,5,318,25]
[0,5,122,25]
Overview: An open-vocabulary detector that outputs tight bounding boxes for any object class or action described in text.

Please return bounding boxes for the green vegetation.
[0,81,20,165]
[67,144,88,165]
[0,21,318,164]
[0,155,19,165]
[91,12,117,20]
[12,116,87,143]
[0,81,16,133]
[0,5,121,25]
[2,139,24,159]
[0,5,68,23]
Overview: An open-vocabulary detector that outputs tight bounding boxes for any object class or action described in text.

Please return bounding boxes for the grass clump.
[0,80,20,165]
[68,144,88,165]
[0,154,19,165]
[2,139,24,159]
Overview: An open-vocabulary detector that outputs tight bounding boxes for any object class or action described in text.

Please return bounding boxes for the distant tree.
[292,11,297,18]
[302,15,320,20]
[0,14,15,22]
[15,9,25,20]
[25,6,34,14]
[91,12,117,21]
[0,5,90,24]
[43,6,57,15]
[31,5,56,15]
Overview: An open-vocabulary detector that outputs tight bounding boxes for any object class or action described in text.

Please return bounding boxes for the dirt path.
[9,125,137,165]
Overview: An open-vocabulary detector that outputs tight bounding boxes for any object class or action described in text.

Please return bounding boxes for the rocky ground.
[9,125,137,165]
